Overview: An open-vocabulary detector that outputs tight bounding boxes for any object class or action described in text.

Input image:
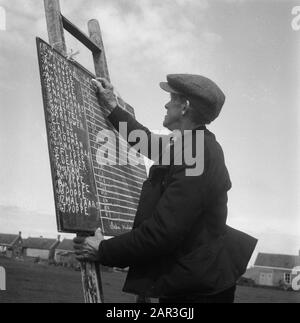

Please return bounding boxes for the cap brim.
[159,82,181,94]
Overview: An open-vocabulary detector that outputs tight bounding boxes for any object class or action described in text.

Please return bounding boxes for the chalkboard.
[37,38,147,236]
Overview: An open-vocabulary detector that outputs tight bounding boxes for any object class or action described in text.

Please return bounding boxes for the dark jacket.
[98,106,257,297]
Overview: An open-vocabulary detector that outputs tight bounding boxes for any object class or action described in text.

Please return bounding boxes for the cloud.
[223,0,246,3]
[0,0,46,55]
[87,1,221,84]
[55,1,222,83]
[0,0,222,88]
[1,0,43,19]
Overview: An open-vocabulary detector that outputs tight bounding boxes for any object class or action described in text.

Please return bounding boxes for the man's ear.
[182,100,190,115]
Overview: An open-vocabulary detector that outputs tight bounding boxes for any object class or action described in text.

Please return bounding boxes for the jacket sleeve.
[108,105,169,161]
[98,165,207,268]
[108,106,152,141]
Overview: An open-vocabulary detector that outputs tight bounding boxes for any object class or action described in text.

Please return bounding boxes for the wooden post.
[43,0,104,304]
[88,19,110,80]
[78,233,104,304]
[88,18,150,305]
[44,0,67,55]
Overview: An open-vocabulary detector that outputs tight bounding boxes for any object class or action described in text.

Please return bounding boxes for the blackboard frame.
[37,37,146,235]
[37,37,100,234]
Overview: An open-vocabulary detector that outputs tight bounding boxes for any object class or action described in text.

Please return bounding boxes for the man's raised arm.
[92,78,169,161]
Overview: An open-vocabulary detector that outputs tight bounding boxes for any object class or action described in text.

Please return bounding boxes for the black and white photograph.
[0,0,299,306]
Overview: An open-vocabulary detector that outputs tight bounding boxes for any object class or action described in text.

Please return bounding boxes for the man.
[74,74,257,303]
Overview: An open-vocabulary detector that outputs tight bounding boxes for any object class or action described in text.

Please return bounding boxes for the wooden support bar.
[43,0,107,304]
[88,19,110,80]
[84,18,111,303]
[44,0,67,54]
[78,233,104,303]
[62,15,102,54]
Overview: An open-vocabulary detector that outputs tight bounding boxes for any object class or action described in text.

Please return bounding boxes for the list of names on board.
[37,38,147,235]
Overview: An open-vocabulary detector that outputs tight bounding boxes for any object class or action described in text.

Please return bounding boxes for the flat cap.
[160,74,226,123]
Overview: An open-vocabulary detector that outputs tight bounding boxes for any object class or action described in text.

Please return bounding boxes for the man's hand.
[73,228,104,262]
[91,78,118,116]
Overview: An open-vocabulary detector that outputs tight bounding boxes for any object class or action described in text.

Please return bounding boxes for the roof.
[23,238,59,250]
[0,234,19,246]
[56,239,74,252]
[243,267,260,279]
[255,253,300,270]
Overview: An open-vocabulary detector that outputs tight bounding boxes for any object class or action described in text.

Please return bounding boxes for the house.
[243,251,300,289]
[55,239,78,268]
[23,236,60,261]
[0,232,23,258]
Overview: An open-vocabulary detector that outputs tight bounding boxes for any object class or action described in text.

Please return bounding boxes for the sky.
[0,0,299,262]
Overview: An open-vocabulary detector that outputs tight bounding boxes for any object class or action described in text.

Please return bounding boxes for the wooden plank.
[42,0,102,304]
[61,15,102,54]
[78,233,104,303]
[87,19,150,305]
[88,19,110,80]
[87,19,136,116]
[86,18,111,305]
[44,0,67,55]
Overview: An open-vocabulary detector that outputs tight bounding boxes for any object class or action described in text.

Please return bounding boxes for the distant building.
[23,236,60,261]
[0,232,23,258]
[244,251,300,289]
[55,239,78,268]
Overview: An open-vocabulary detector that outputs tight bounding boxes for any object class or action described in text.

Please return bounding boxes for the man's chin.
[163,120,170,130]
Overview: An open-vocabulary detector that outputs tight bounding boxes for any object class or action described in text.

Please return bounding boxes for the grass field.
[0,257,299,303]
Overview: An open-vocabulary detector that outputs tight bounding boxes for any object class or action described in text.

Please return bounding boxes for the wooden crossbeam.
[62,15,102,54]
[88,20,110,80]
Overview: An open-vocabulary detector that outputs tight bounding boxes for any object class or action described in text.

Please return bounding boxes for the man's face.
[163,93,185,131]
